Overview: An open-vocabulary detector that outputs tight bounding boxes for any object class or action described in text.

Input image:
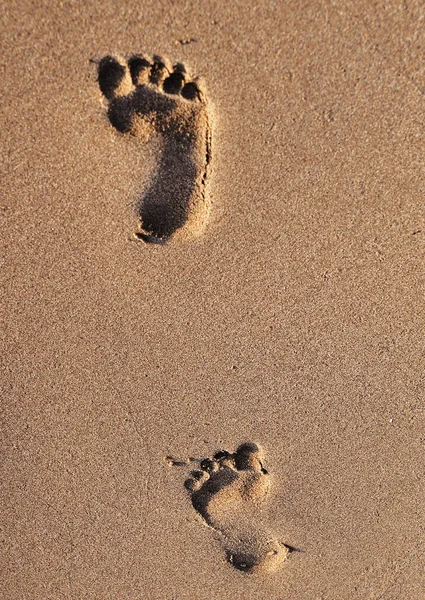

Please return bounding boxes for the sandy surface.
[2,0,425,598]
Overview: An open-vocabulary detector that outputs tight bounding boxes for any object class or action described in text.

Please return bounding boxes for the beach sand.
[2,0,425,598]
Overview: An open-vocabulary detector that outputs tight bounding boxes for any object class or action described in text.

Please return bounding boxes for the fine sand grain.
[2,1,425,599]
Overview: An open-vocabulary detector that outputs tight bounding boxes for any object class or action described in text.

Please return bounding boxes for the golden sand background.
[2,1,425,598]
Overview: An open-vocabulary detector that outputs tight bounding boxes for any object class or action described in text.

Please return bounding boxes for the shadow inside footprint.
[135,141,199,243]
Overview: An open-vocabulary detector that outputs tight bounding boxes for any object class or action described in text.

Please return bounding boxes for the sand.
[2,0,425,598]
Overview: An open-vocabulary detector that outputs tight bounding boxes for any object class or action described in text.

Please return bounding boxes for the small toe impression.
[184,469,210,492]
[181,80,202,101]
[150,56,169,85]
[163,71,185,94]
[184,478,197,491]
[191,470,205,481]
[128,55,151,85]
[163,63,187,94]
[213,450,232,461]
[200,458,218,473]
[98,56,133,99]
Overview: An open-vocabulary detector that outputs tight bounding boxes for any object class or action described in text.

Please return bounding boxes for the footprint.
[97,54,212,244]
[177,442,290,573]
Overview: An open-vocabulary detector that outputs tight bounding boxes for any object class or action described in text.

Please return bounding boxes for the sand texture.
[2,0,425,599]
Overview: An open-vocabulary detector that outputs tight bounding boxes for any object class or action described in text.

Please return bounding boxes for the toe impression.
[98,56,134,99]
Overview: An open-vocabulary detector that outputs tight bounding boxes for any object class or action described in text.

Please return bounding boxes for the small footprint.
[170,442,291,574]
[97,53,212,244]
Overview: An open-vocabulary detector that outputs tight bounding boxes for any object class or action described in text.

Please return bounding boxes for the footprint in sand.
[97,53,212,244]
[169,442,291,573]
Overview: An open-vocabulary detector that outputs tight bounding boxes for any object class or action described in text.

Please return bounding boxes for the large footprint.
[97,54,212,244]
[177,442,290,573]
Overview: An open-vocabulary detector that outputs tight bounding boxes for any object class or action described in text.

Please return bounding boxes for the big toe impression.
[98,55,134,99]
